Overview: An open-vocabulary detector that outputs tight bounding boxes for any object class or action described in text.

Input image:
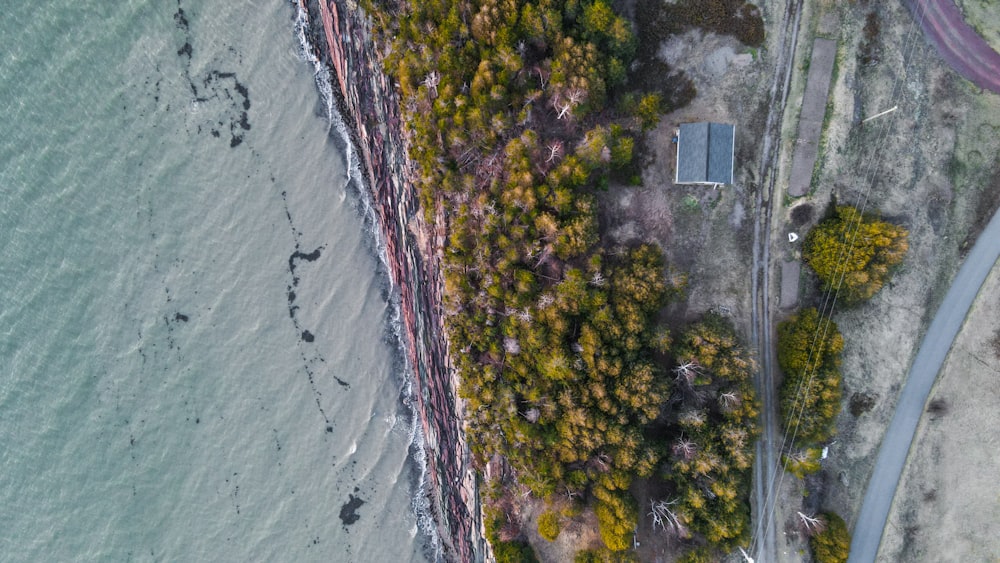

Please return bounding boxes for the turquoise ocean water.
[0,1,429,560]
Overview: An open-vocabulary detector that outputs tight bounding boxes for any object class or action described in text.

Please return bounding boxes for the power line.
[750,1,930,558]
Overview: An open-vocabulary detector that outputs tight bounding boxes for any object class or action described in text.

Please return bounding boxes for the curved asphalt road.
[849,212,1000,561]
[849,3,1000,562]
[907,0,1000,94]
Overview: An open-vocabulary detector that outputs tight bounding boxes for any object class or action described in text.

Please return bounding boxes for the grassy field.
[956,0,1000,53]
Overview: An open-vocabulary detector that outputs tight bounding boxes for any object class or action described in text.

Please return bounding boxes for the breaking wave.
[292,3,442,560]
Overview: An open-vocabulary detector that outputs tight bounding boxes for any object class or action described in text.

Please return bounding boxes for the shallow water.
[0,1,427,560]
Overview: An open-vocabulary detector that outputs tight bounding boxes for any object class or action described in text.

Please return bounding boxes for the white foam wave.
[291,3,440,559]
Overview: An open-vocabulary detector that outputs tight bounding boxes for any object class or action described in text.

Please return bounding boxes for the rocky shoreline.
[296,1,485,561]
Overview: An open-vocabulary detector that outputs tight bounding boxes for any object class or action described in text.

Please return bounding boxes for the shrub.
[537,510,561,541]
[594,488,637,551]
[677,546,716,563]
[782,447,823,478]
[494,540,540,563]
[574,548,638,563]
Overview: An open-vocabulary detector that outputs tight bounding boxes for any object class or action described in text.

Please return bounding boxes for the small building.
[675,122,736,185]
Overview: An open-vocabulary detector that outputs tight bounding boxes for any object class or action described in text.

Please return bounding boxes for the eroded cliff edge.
[296,1,485,560]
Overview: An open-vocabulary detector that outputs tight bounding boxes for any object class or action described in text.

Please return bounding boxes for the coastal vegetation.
[367,0,765,555]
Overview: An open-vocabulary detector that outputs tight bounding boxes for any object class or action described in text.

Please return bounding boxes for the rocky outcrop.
[297,1,485,561]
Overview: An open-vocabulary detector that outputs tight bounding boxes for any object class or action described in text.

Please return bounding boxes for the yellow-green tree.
[777,308,844,444]
[667,315,759,551]
[782,447,823,478]
[803,206,908,304]
[537,510,561,541]
[593,486,638,551]
[810,512,851,563]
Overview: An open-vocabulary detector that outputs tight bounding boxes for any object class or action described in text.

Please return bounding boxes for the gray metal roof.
[675,122,735,184]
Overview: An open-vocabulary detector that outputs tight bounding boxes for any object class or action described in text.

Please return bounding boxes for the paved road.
[908,0,1000,94]
[849,210,1000,562]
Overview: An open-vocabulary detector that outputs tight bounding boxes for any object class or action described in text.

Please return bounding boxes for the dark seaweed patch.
[173,4,189,31]
[339,494,365,526]
[172,1,251,149]
[277,188,349,424]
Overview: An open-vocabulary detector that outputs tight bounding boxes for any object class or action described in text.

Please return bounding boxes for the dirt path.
[749,0,804,560]
[908,0,1000,93]
[848,201,1000,561]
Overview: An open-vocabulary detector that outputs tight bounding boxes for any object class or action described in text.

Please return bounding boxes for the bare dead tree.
[594,452,611,471]
[533,66,549,89]
[567,88,586,106]
[521,407,540,423]
[590,271,606,287]
[722,427,747,450]
[787,450,808,464]
[422,70,440,98]
[719,391,741,410]
[555,99,573,120]
[679,410,706,429]
[649,499,689,538]
[600,145,612,163]
[797,511,826,535]
[673,360,702,387]
[672,437,697,460]
[545,141,563,163]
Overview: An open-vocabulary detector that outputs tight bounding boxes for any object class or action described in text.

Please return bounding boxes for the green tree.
[810,512,851,563]
[803,206,909,305]
[574,548,638,563]
[494,541,541,563]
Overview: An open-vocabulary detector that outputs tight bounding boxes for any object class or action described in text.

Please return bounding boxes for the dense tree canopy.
[803,206,909,305]
[665,316,760,550]
[777,307,844,445]
[375,0,765,553]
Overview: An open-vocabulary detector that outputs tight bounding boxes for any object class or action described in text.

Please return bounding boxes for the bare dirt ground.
[876,260,1000,562]
[602,27,765,338]
[516,495,605,561]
